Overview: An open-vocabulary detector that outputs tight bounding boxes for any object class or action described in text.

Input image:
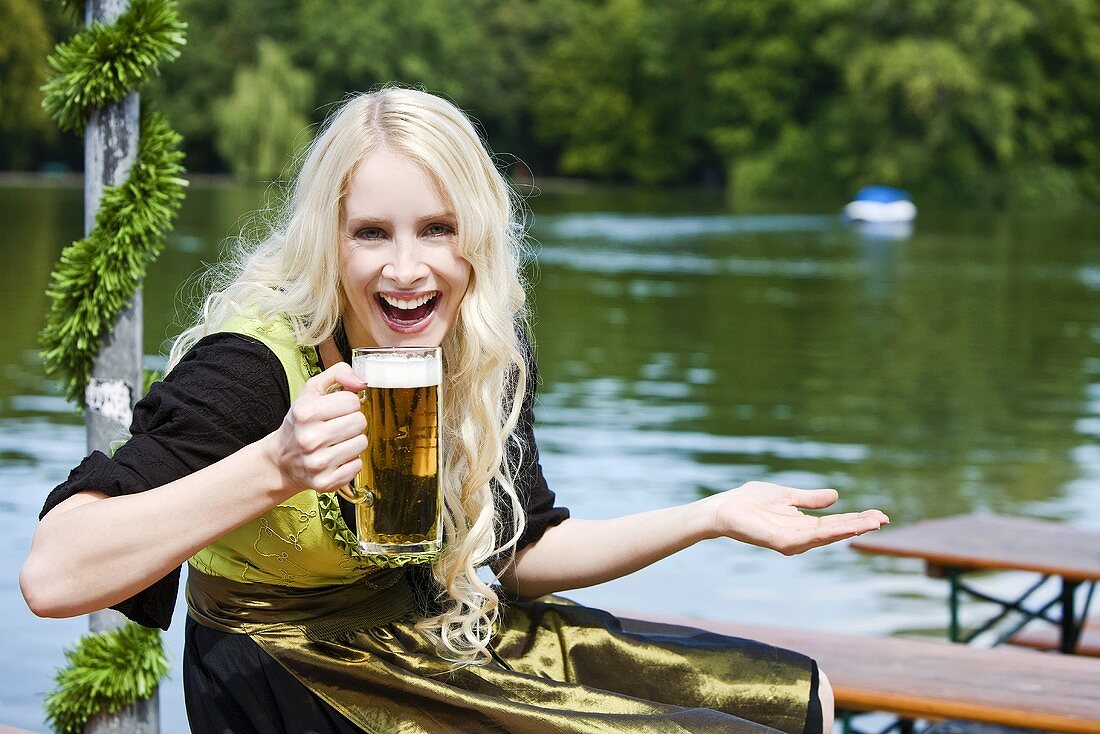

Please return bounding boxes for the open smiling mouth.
[377,292,439,328]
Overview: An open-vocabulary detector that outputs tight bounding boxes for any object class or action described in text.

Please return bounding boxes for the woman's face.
[339,148,471,349]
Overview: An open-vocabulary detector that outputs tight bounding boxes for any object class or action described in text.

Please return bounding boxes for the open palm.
[708,481,889,555]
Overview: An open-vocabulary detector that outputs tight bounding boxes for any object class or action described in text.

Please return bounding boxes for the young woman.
[21,87,888,733]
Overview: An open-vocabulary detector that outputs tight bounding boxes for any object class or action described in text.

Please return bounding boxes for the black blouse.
[41,332,568,629]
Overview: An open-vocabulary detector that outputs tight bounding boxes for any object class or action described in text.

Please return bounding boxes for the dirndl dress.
[41,317,820,733]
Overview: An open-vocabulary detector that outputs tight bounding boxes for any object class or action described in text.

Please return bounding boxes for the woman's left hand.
[705,482,889,555]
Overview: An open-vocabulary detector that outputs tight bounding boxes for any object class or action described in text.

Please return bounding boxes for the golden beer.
[345,347,443,561]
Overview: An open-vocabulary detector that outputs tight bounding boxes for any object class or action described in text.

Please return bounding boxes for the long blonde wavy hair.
[169,87,530,664]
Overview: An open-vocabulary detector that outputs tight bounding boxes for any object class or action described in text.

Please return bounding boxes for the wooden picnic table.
[850,513,1100,652]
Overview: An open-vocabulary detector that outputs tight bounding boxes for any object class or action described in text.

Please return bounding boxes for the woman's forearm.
[500,500,716,599]
[20,437,288,618]
[500,482,888,599]
[20,363,368,619]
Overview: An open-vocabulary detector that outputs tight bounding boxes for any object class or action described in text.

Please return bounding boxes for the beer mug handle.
[327,382,372,505]
[336,478,370,505]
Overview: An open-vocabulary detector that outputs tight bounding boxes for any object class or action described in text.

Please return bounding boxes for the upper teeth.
[381,293,435,310]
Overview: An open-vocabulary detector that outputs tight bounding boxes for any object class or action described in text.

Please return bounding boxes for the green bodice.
[187,316,382,587]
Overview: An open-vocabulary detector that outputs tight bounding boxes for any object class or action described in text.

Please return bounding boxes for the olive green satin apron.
[187,568,814,734]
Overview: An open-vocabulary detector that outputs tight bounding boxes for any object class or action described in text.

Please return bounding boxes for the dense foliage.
[44,622,169,734]
[8,0,1100,204]
[213,38,314,179]
[0,0,54,168]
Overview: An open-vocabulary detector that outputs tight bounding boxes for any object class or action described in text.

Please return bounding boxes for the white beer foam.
[354,351,442,388]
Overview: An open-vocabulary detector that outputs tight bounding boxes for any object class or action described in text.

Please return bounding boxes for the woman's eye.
[355,227,386,240]
[424,223,455,237]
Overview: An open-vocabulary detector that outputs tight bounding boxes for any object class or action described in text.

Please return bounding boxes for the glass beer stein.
[337,346,443,563]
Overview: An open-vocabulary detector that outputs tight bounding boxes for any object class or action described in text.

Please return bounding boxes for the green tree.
[147,0,298,171]
[530,0,716,183]
[814,0,1049,201]
[464,0,579,171]
[213,38,313,180]
[699,0,824,197]
[292,0,549,158]
[0,0,53,168]
[1017,0,1100,200]
[730,0,1100,204]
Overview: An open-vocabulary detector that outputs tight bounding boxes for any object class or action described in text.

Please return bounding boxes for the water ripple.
[1079,265,1100,290]
[543,213,837,242]
[536,247,865,278]
[7,394,78,415]
[537,421,869,464]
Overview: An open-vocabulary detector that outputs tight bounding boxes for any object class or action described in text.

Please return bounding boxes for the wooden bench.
[617,612,1100,734]
[1007,619,1100,657]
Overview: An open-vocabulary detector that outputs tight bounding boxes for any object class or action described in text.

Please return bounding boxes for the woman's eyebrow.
[418,211,457,223]
[345,213,456,226]
[345,215,387,228]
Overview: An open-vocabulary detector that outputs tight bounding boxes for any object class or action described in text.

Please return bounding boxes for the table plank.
[849,513,1100,581]
[617,613,1100,734]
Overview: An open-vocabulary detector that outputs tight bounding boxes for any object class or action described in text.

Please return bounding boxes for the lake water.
[2,181,1099,731]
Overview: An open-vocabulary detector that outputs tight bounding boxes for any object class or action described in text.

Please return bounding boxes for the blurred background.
[5,0,1100,204]
[2,0,1100,730]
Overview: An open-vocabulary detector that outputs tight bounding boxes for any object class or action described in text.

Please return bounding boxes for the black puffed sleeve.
[39,333,292,629]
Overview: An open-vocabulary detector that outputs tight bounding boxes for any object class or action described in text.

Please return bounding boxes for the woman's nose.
[381,239,430,287]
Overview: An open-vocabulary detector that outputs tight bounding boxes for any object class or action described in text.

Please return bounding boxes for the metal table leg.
[947,570,961,643]
[1061,579,1081,654]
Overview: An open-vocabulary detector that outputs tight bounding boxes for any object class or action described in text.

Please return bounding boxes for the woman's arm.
[498,481,888,599]
[20,364,367,619]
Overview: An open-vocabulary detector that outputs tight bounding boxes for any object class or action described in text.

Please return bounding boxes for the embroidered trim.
[316,492,438,569]
[298,339,322,381]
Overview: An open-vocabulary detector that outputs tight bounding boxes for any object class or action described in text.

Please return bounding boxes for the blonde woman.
[21,87,887,733]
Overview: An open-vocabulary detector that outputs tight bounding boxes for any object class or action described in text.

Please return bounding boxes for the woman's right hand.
[262,363,368,496]
[24,363,368,620]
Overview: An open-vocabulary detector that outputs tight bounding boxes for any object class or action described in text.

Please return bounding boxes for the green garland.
[44,622,170,734]
[43,0,186,134]
[39,1,185,731]
[40,0,187,404]
[41,110,186,403]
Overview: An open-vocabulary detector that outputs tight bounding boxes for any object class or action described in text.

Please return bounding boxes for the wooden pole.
[82,0,158,731]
